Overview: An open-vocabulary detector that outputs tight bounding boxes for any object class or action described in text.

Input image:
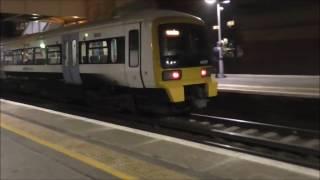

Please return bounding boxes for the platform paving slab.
[1,129,116,180]
[1,113,196,180]
[87,129,156,149]
[133,140,233,171]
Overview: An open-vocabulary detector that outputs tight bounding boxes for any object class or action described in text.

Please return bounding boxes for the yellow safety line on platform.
[0,123,137,180]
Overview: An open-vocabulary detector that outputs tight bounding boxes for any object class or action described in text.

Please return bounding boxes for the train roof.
[1,9,203,44]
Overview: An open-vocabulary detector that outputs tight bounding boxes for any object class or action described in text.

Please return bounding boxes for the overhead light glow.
[40,42,46,49]
[32,13,39,16]
[205,0,217,5]
[222,0,231,4]
[227,20,235,27]
[220,7,224,11]
[223,38,229,45]
[213,25,219,30]
[72,16,80,19]
[84,33,89,37]
[166,29,180,37]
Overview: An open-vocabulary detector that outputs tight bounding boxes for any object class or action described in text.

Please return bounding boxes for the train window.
[129,30,139,67]
[4,51,13,65]
[23,48,34,65]
[47,46,62,65]
[13,50,23,65]
[88,40,108,64]
[159,24,210,68]
[80,42,88,64]
[111,39,118,63]
[81,37,125,65]
[34,48,46,65]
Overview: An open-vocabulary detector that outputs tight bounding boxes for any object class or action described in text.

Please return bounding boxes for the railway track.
[1,92,319,169]
[182,114,319,169]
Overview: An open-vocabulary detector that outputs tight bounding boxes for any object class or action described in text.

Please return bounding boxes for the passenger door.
[62,33,82,85]
[126,23,144,88]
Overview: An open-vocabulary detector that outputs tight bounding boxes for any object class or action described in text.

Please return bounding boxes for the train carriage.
[0,10,218,113]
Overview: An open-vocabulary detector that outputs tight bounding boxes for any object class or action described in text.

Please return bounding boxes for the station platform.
[216,74,320,98]
[1,99,319,180]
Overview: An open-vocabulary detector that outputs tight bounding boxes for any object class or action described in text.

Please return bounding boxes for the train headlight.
[201,69,208,77]
[163,70,182,81]
[201,68,215,77]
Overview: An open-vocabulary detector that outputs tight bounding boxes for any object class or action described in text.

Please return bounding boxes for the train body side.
[0,10,218,109]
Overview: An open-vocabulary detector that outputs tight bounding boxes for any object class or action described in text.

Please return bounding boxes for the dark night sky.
[156,0,319,75]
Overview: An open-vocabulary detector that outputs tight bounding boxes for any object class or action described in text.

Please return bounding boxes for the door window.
[65,42,69,66]
[111,39,118,63]
[129,30,139,67]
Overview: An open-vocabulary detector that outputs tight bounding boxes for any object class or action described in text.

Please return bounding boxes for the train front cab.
[152,17,218,109]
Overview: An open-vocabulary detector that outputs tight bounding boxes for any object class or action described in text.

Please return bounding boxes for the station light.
[205,0,217,5]
[213,25,220,30]
[40,42,46,49]
[204,0,231,78]
[84,33,89,37]
[205,0,230,5]
[222,0,231,4]
[227,20,235,28]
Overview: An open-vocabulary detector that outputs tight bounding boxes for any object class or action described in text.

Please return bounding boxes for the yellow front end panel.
[159,67,218,103]
[152,17,218,103]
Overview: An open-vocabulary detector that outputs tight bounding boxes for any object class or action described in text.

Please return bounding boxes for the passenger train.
[0,10,218,113]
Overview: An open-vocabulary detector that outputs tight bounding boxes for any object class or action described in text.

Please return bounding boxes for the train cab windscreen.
[159,23,211,69]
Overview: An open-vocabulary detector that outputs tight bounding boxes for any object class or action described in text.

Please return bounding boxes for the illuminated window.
[111,39,118,63]
[35,48,46,65]
[88,40,108,64]
[22,48,34,65]
[4,51,13,65]
[80,37,124,65]
[47,45,62,65]
[13,50,23,65]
